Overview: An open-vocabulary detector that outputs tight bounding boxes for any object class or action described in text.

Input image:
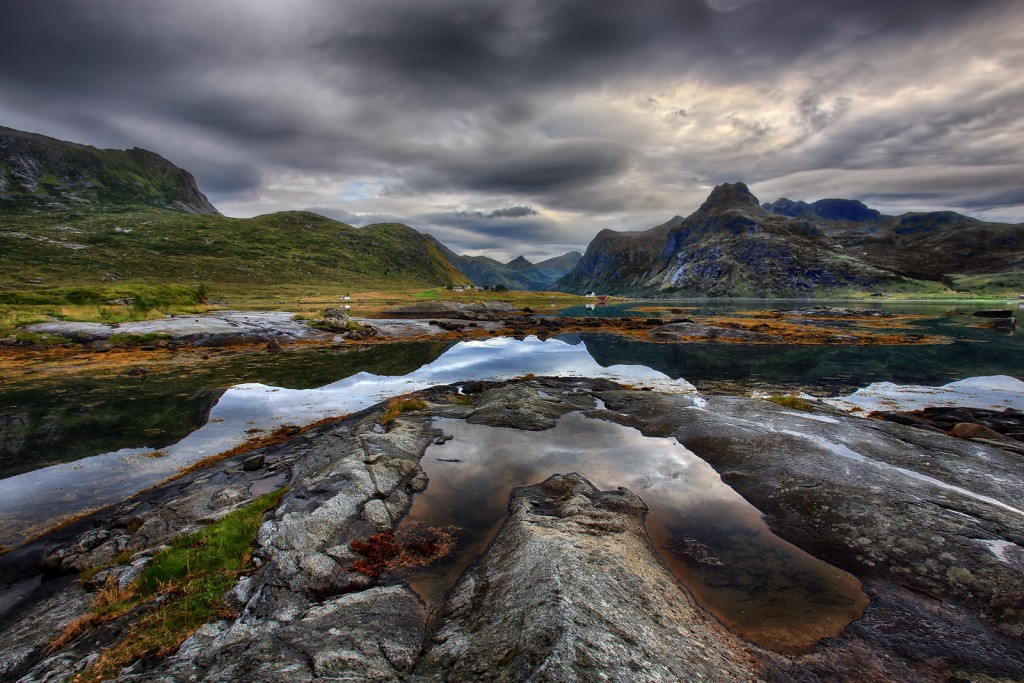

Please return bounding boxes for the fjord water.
[0,336,693,545]
[572,299,1024,394]
[0,301,1021,545]
[402,412,869,654]
[4,300,1020,480]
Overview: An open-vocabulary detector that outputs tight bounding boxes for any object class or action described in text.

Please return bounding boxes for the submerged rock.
[774,306,894,318]
[382,300,519,319]
[650,321,782,342]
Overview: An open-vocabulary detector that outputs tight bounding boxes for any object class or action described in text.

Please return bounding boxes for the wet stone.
[243,454,266,471]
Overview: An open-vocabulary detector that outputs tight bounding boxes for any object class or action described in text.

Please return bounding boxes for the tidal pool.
[400,411,869,654]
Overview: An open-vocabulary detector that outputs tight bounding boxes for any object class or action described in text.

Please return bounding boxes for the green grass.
[0,283,205,307]
[380,396,427,429]
[62,488,286,683]
[765,394,814,411]
[950,271,1024,297]
[0,283,214,336]
[0,207,470,297]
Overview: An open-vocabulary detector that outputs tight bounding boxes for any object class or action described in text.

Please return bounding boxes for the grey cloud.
[486,205,538,218]
[457,205,539,219]
[794,93,851,133]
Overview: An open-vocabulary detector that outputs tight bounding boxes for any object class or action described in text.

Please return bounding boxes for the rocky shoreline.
[1,377,1021,681]
[6,304,947,356]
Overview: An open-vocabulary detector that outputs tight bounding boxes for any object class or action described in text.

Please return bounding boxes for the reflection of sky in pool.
[402,412,868,654]
[0,337,693,546]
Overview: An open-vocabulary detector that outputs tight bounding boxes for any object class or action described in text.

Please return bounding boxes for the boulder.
[414,473,762,681]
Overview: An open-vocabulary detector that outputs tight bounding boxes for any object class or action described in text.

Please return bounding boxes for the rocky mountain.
[763,196,1024,287]
[429,237,581,290]
[556,182,1024,297]
[0,126,219,215]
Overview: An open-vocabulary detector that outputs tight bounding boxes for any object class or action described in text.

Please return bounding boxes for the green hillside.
[0,208,470,295]
[0,125,218,214]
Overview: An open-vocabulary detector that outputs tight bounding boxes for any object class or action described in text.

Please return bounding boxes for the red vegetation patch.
[349,526,455,577]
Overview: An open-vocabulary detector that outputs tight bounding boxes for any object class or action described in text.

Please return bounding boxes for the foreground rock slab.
[1,377,1022,682]
[414,473,762,682]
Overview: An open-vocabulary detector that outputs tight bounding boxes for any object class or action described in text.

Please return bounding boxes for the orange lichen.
[349,526,456,577]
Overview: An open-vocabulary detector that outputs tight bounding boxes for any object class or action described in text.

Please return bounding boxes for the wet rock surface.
[413,473,763,682]
[1,378,1022,681]
[594,390,1024,681]
[25,311,334,346]
[772,306,895,318]
[870,405,1024,451]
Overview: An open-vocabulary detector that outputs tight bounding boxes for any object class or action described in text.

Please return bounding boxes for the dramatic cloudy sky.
[2,0,1023,260]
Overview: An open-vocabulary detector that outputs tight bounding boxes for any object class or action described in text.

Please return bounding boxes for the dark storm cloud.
[421,211,560,242]
[422,141,632,195]
[320,0,1008,98]
[457,205,539,219]
[0,0,1022,254]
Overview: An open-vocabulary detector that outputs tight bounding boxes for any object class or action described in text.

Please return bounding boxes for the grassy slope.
[0,208,470,296]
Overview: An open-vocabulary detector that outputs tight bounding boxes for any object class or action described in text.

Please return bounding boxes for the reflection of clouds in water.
[419,412,746,535]
[0,337,692,547]
[407,409,867,653]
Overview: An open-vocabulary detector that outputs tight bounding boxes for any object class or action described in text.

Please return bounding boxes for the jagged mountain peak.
[505,255,535,270]
[696,182,761,214]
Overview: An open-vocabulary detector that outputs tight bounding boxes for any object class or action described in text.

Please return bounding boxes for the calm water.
[401,413,868,654]
[573,299,1024,394]
[3,301,1020,477]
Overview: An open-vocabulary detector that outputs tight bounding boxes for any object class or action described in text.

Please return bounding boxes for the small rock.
[243,454,266,471]
[266,337,282,353]
[950,422,1011,442]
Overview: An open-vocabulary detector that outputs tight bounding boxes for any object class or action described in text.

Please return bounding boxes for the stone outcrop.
[414,473,762,681]
[649,321,783,342]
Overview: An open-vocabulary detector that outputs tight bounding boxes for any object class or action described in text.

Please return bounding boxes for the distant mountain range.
[556,182,1024,297]
[3,125,1021,297]
[429,237,581,291]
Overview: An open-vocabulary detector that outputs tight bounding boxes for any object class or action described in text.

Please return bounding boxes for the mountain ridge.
[0,125,219,215]
[427,236,581,290]
[555,182,1024,296]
